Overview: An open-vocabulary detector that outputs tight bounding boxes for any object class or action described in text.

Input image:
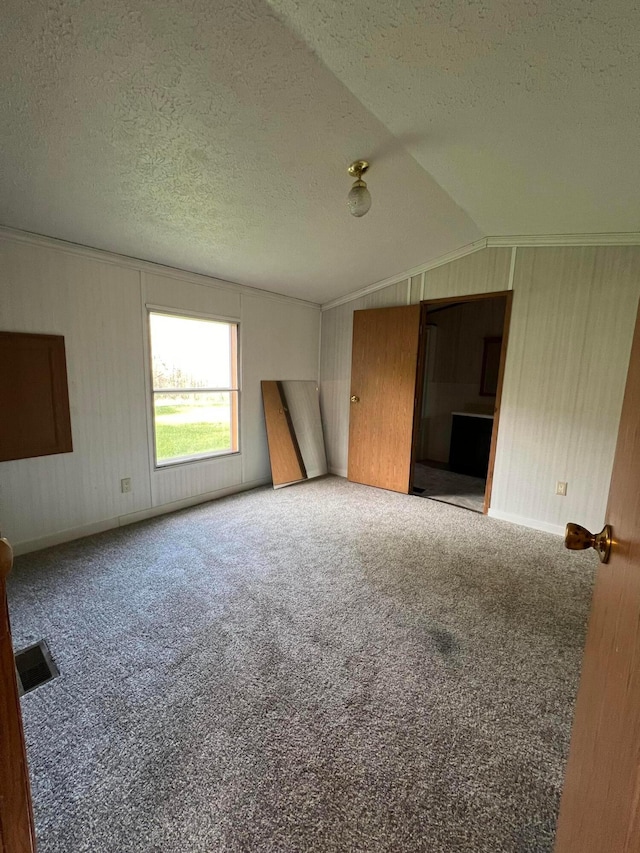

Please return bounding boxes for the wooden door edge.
[0,538,37,853]
[409,303,431,493]
[483,291,513,513]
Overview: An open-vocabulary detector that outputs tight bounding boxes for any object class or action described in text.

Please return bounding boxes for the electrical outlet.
[120,477,132,494]
[556,481,567,497]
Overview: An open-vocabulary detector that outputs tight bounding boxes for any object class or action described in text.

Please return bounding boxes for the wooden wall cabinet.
[0,332,73,463]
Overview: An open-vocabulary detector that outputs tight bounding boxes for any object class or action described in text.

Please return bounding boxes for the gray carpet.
[8,476,595,853]
[413,463,486,513]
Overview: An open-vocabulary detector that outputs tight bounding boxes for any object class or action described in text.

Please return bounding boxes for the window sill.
[154,449,241,470]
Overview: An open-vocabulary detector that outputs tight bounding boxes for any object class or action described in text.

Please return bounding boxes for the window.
[148,311,239,466]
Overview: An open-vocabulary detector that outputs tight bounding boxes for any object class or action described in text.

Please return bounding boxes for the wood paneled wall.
[490,246,640,533]
[3,232,638,546]
[320,245,640,534]
[0,236,321,553]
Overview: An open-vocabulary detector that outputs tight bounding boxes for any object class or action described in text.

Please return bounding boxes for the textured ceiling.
[268,0,640,237]
[1,0,637,303]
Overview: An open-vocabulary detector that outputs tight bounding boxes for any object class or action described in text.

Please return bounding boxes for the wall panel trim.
[507,246,517,290]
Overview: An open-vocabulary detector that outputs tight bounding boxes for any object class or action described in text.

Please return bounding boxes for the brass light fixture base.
[348,160,369,179]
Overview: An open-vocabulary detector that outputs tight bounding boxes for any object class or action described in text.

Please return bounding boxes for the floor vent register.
[14,640,60,696]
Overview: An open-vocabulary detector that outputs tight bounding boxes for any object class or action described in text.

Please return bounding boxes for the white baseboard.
[12,518,120,556]
[328,466,348,478]
[120,478,270,526]
[12,478,271,556]
[488,508,565,536]
[13,480,565,556]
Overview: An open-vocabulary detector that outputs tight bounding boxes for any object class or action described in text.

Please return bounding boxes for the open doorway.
[411,291,512,513]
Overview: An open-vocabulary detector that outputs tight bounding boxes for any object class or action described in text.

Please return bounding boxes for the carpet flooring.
[8,476,595,853]
[413,463,486,513]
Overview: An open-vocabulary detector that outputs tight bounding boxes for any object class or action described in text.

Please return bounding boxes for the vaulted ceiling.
[1,0,638,303]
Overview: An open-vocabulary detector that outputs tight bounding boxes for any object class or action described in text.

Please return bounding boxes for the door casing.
[412,290,513,513]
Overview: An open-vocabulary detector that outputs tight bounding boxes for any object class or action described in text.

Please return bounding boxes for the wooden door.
[348,305,421,493]
[0,539,37,853]
[554,303,640,851]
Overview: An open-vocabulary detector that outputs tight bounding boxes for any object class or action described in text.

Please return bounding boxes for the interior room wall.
[418,298,506,464]
[319,245,640,535]
[320,248,512,477]
[0,233,321,554]
[490,246,640,533]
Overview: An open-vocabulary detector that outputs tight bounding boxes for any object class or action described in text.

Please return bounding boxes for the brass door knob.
[565,523,612,563]
[350,395,360,403]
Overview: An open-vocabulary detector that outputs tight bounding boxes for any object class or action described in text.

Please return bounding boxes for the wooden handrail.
[0,538,37,853]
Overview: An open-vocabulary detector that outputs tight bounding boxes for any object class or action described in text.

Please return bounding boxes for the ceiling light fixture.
[347,160,371,217]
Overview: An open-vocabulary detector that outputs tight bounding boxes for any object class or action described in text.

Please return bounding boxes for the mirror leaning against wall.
[261,380,328,488]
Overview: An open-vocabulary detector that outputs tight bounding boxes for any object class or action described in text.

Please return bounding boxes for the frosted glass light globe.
[347,180,372,217]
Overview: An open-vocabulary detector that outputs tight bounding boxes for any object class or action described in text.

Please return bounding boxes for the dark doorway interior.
[412,293,509,513]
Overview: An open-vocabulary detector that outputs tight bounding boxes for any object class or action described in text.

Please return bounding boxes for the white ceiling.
[1,0,638,304]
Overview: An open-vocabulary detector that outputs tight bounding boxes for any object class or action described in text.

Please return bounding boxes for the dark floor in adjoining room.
[413,462,487,512]
[8,476,594,853]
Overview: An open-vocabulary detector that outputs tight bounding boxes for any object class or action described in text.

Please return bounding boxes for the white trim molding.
[322,231,640,311]
[4,223,638,315]
[507,246,517,290]
[322,238,489,310]
[12,477,271,556]
[487,232,640,248]
[0,225,321,310]
[488,508,565,537]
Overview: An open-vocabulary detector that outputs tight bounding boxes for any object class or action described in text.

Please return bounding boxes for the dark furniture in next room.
[449,412,494,478]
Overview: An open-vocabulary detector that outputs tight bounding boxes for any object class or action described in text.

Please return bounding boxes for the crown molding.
[487,232,640,248]
[0,225,321,310]
[3,224,637,313]
[321,238,489,310]
[321,232,640,310]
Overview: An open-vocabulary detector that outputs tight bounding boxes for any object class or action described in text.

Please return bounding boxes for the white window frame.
[147,308,240,468]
